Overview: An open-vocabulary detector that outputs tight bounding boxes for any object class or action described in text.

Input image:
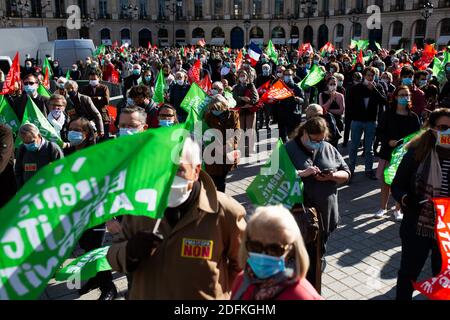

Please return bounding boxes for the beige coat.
[107,171,247,300]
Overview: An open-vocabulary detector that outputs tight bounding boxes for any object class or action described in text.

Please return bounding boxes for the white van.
[37,39,95,72]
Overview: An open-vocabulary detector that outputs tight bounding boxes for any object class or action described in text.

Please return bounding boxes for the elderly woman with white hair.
[231,205,323,300]
[14,123,64,188]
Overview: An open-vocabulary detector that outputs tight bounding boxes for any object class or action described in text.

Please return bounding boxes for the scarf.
[415,148,442,238]
[232,265,297,300]
[47,112,66,137]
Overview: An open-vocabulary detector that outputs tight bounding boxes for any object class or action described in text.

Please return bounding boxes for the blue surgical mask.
[262,70,270,76]
[133,69,141,76]
[24,85,36,95]
[419,80,427,87]
[284,75,293,83]
[313,59,319,64]
[119,128,140,136]
[356,67,362,72]
[145,76,152,82]
[24,141,39,152]
[68,131,85,146]
[398,96,410,106]
[159,119,174,127]
[247,252,286,279]
[306,139,323,150]
[402,78,413,86]
[306,63,311,69]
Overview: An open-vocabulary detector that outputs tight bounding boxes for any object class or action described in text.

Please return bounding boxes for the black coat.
[10,93,49,122]
[169,83,190,120]
[346,82,387,123]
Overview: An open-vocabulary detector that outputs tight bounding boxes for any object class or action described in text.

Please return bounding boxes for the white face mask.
[210,89,218,95]
[90,80,99,87]
[176,79,184,86]
[239,77,246,83]
[328,85,337,91]
[167,176,193,208]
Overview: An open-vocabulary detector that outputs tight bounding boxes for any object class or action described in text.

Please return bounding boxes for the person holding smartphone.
[285,117,350,290]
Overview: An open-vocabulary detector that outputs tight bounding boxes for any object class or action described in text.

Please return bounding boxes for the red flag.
[1,52,21,95]
[198,73,212,93]
[357,50,364,66]
[197,38,206,47]
[148,41,151,49]
[188,59,201,84]
[260,80,294,103]
[320,42,335,55]
[43,67,50,89]
[112,40,118,49]
[298,43,313,57]
[257,80,271,96]
[413,198,450,300]
[111,67,120,84]
[414,44,436,70]
[235,50,243,71]
[411,43,418,55]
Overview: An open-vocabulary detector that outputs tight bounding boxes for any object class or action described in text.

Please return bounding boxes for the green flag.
[42,57,53,78]
[179,47,185,56]
[15,97,64,147]
[246,140,303,209]
[433,51,450,84]
[363,51,374,63]
[66,70,70,80]
[153,69,166,104]
[350,39,358,49]
[265,40,278,64]
[37,83,51,98]
[395,48,404,56]
[93,44,106,57]
[0,124,185,300]
[0,95,20,135]
[375,42,382,51]
[55,246,111,282]
[180,82,211,119]
[384,131,423,186]
[298,64,326,90]
[357,40,369,51]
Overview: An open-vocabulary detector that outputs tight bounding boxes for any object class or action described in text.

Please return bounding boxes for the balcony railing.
[231,14,243,19]
[251,14,263,19]
[390,4,405,11]
[413,2,427,10]
[97,13,112,19]
[439,0,450,7]
[335,9,346,15]
[273,14,284,19]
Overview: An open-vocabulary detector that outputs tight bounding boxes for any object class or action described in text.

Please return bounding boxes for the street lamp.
[244,19,251,46]
[40,0,51,26]
[12,0,31,27]
[288,14,297,49]
[301,0,317,26]
[165,0,183,47]
[421,1,434,45]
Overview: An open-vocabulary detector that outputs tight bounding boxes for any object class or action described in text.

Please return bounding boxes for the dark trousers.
[79,225,114,291]
[396,231,442,300]
[210,174,227,193]
[343,117,352,145]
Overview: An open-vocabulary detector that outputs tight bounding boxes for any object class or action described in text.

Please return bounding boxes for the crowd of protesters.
[1,40,450,301]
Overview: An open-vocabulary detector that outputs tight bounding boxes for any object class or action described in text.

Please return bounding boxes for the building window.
[375,0,383,11]
[336,24,344,37]
[392,21,403,37]
[120,0,129,18]
[212,27,225,38]
[98,0,108,18]
[192,27,205,38]
[338,0,346,13]
[415,20,426,36]
[54,0,66,18]
[322,0,329,13]
[139,0,147,19]
[194,0,202,18]
[100,28,111,40]
[274,0,284,16]
[214,0,224,15]
[57,26,67,39]
[252,0,262,17]
[121,28,131,40]
[353,23,362,37]
[356,0,364,12]
[159,28,169,38]
[250,26,264,38]
[78,0,88,17]
[30,0,43,17]
[158,0,165,18]
[176,29,185,38]
[394,0,405,10]
[272,26,285,38]
[294,0,301,18]
[80,26,89,39]
[441,19,450,36]
[234,0,242,16]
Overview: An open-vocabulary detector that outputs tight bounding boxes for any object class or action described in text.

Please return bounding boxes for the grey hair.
[64,80,78,91]
[49,94,67,107]
[19,123,40,137]
[212,81,224,91]
[120,106,147,125]
[180,136,202,167]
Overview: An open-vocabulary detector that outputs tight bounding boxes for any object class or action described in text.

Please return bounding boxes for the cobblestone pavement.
[42,128,432,300]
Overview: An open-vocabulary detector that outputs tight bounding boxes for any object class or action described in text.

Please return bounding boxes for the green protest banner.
[265,40,278,64]
[153,69,166,104]
[395,48,404,56]
[0,124,185,300]
[180,82,211,120]
[15,97,64,148]
[298,64,326,90]
[42,57,53,78]
[37,83,51,98]
[384,131,422,186]
[0,95,20,135]
[55,246,111,282]
[246,140,303,209]
[350,39,358,49]
[357,40,369,51]
[93,44,106,57]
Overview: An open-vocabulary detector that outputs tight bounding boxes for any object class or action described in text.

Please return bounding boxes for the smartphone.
[321,168,336,175]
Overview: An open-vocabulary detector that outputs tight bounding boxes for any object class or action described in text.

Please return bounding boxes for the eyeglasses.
[245,239,292,257]
[308,134,324,144]
[436,125,450,131]
[23,82,36,85]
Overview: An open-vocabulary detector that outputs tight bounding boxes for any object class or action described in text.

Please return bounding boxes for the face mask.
[344,61,350,66]
[239,77,246,83]
[159,119,174,127]
[379,67,385,72]
[293,59,299,64]
[119,128,140,136]
[306,63,311,69]
[26,64,32,68]
[72,67,78,71]
[419,80,427,87]
[402,78,413,86]
[68,91,77,98]
[247,252,286,279]
[364,79,373,86]
[24,141,39,152]
[126,98,135,106]
[54,63,59,67]
[284,76,293,83]
[57,83,65,89]
[398,96,410,106]
[262,70,270,76]
[436,129,450,148]
[89,80,99,87]
[356,67,362,72]
[276,72,283,78]
[210,89,218,96]
[133,69,141,76]
[145,76,152,82]
[313,59,319,64]
[167,175,192,208]
[212,110,223,116]
[328,85,337,91]
[176,79,184,86]
[68,131,85,146]
[446,66,450,73]
[306,138,323,150]
[200,58,207,64]
[337,81,343,87]
[24,85,37,95]
[51,110,62,119]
